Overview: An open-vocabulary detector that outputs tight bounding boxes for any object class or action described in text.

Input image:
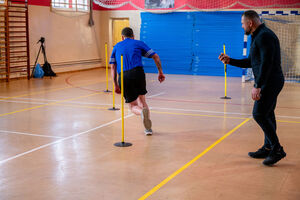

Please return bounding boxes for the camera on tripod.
[37,37,45,44]
[31,37,56,78]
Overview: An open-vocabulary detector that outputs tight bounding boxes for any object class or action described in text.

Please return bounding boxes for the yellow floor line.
[0,92,102,117]
[0,86,73,101]
[0,79,105,101]
[138,118,251,200]
[277,119,300,124]
[151,110,249,120]
[43,104,300,124]
[55,103,109,110]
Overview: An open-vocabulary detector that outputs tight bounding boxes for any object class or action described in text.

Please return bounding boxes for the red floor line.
[65,74,300,110]
[65,74,106,93]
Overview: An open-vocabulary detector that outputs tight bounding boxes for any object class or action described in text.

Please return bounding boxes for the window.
[51,0,89,12]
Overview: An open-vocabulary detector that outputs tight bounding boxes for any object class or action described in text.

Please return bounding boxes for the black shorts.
[118,67,147,103]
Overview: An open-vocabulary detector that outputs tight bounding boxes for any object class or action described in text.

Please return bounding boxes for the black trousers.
[252,77,284,149]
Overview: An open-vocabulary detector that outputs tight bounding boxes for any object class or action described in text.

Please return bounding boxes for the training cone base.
[104,90,112,93]
[108,107,120,111]
[114,142,132,147]
[220,96,231,99]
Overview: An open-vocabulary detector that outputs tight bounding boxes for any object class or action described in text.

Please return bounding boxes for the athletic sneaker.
[248,146,271,159]
[141,108,152,130]
[263,146,286,166]
[144,129,153,136]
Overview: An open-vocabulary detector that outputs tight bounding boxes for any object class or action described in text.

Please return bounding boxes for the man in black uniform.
[218,10,286,166]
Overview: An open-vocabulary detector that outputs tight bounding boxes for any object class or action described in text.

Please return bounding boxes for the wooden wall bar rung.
[9,40,27,43]
[10,45,27,48]
[7,16,26,18]
[10,56,27,59]
[9,26,26,28]
[10,50,26,53]
[8,11,26,13]
[10,60,27,64]
[8,65,27,69]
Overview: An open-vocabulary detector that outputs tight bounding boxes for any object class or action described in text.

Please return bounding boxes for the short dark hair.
[242,10,260,21]
[121,27,134,38]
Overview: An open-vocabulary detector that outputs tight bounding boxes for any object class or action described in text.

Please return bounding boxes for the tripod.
[31,37,47,78]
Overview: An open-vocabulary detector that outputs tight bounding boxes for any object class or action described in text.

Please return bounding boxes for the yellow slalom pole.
[112,83,115,108]
[108,51,119,111]
[104,43,111,93]
[221,44,231,99]
[223,44,227,97]
[108,79,119,111]
[121,55,125,143]
[114,55,132,147]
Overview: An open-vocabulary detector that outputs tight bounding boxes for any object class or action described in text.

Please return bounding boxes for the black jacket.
[229,24,284,89]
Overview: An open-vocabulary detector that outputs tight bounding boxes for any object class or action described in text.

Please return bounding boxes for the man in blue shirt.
[110,27,165,135]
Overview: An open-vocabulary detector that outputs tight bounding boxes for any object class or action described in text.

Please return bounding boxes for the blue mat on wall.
[140,11,247,77]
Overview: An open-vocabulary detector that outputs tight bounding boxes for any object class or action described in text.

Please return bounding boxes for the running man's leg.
[128,99,142,116]
[137,95,149,110]
[137,95,152,128]
[128,95,149,116]
[128,96,152,135]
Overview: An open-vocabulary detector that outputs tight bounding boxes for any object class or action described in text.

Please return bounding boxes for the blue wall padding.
[140,11,246,77]
[141,12,194,74]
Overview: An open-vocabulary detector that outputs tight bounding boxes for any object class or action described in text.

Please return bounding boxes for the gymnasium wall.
[25,1,299,76]
[28,5,101,73]
[28,4,140,73]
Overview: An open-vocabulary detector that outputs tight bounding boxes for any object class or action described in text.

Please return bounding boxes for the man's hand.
[158,73,165,83]
[252,87,261,101]
[115,85,121,94]
[218,53,230,64]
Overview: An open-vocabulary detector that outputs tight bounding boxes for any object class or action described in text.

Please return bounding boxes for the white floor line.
[0,99,47,105]
[0,98,114,106]
[59,101,113,106]
[0,92,165,165]
[0,96,60,102]
[1,94,299,119]
[150,106,300,119]
[276,115,300,119]
[0,114,134,165]
[2,98,299,119]
[147,92,165,98]
[1,92,166,104]
[0,130,64,139]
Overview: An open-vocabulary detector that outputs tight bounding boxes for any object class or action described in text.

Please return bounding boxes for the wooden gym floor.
[0,68,299,200]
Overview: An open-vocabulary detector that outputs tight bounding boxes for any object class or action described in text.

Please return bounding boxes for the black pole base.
[104,90,112,93]
[114,142,132,147]
[108,107,120,111]
[220,96,231,99]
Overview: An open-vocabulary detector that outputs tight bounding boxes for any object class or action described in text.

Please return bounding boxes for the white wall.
[28,5,141,74]
[98,10,141,66]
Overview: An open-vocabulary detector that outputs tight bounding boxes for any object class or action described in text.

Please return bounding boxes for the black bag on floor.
[43,61,56,77]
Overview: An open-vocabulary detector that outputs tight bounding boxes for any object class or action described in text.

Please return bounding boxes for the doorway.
[112,18,130,46]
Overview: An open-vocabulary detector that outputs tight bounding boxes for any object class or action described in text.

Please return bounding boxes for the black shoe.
[248,146,271,159]
[263,146,286,166]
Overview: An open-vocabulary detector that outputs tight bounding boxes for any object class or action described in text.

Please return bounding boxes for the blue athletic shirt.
[109,38,156,74]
